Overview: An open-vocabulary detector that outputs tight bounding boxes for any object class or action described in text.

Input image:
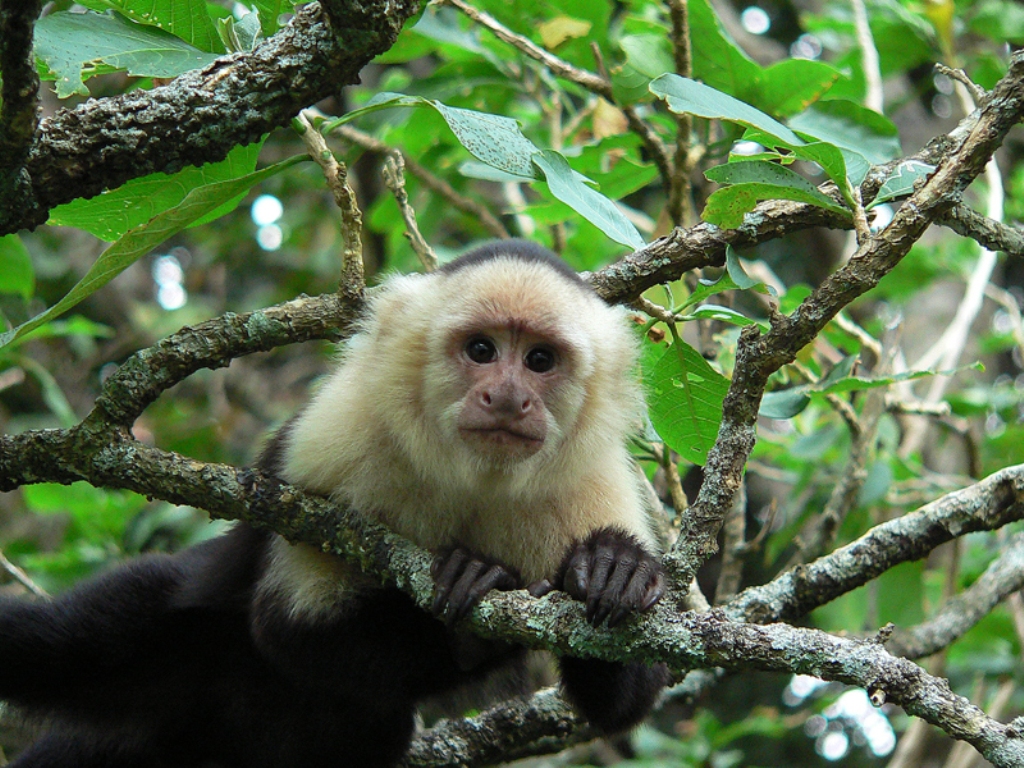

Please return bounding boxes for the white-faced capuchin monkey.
[0,240,669,768]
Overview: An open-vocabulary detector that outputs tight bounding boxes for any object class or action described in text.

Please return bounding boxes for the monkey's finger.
[606,559,661,628]
[641,570,666,611]
[431,548,471,617]
[445,559,489,624]
[563,544,591,601]
[584,542,617,624]
[448,563,518,625]
[593,550,639,627]
[527,578,555,597]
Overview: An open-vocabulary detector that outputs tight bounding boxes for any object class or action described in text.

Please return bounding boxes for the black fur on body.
[0,242,669,767]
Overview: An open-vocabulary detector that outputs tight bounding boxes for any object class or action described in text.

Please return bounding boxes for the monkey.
[0,240,669,768]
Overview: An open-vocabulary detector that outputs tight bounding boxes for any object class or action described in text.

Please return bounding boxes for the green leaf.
[3,317,114,350]
[759,59,842,117]
[703,159,850,226]
[458,160,534,183]
[251,0,286,36]
[78,0,223,52]
[645,337,730,464]
[871,160,935,207]
[49,142,265,241]
[217,10,261,52]
[651,74,804,147]
[0,157,301,350]
[410,5,486,55]
[759,361,983,420]
[0,235,34,300]
[35,11,220,97]
[653,75,855,202]
[613,34,674,104]
[532,151,645,250]
[969,0,1024,44]
[790,99,902,164]
[432,103,540,179]
[330,95,643,248]
[683,304,766,330]
[817,363,984,396]
[759,388,810,419]
[679,273,741,311]
[328,94,539,179]
[687,0,761,100]
[725,245,761,290]
[704,182,850,228]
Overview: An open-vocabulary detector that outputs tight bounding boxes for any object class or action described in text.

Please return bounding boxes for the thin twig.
[382,153,438,272]
[0,548,48,598]
[666,0,694,226]
[296,111,365,298]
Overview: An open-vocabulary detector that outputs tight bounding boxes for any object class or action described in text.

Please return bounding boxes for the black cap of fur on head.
[439,239,589,290]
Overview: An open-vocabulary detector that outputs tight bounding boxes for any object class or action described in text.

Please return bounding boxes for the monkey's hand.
[552,527,664,628]
[431,547,522,626]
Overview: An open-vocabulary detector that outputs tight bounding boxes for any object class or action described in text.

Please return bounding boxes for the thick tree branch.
[0,0,420,235]
[0,0,42,199]
[86,292,361,429]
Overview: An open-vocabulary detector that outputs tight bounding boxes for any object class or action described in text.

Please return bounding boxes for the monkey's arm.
[555,527,669,732]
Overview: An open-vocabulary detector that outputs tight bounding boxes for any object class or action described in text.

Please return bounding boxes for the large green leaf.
[651,74,803,146]
[759,59,842,117]
[613,33,674,104]
[645,337,730,465]
[35,11,220,97]
[532,151,644,250]
[687,0,761,99]
[328,93,538,178]
[790,100,902,164]
[0,157,302,350]
[78,0,223,52]
[49,142,265,241]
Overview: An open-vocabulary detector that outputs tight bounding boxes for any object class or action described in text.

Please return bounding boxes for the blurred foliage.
[1,0,1023,765]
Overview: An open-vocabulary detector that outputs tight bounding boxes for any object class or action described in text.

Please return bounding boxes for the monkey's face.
[448,325,565,461]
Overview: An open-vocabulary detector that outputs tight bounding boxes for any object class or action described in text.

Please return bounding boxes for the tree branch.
[722,464,1024,624]
[402,688,592,767]
[938,203,1024,258]
[0,0,42,200]
[885,532,1024,659]
[0,0,420,235]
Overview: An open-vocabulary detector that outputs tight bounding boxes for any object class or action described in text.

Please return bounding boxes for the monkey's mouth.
[459,427,545,453]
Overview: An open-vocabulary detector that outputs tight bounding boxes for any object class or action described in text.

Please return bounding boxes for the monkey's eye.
[465,337,498,364]
[524,346,557,373]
